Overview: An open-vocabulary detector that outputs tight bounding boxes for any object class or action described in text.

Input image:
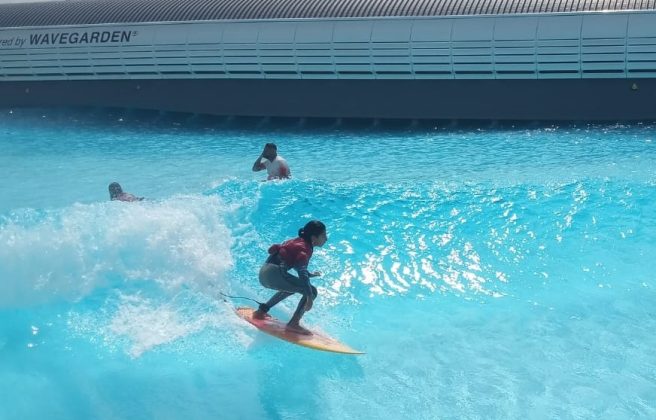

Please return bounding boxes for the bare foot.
[252,309,271,320]
[286,323,312,335]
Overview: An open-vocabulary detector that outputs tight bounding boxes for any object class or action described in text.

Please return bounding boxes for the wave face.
[1,109,656,419]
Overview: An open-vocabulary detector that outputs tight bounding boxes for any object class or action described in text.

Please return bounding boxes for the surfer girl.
[252,220,328,335]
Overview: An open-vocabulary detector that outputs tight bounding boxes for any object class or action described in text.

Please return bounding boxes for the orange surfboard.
[236,307,364,355]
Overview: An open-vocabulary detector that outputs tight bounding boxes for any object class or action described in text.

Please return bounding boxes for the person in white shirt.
[252,143,291,180]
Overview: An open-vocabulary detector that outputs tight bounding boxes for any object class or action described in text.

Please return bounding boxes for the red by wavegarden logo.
[29,30,136,45]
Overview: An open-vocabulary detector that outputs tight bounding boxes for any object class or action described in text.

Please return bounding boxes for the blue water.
[1,108,655,419]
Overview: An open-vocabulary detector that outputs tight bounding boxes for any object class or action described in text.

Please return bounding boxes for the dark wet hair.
[264,143,277,150]
[108,182,123,198]
[298,220,326,242]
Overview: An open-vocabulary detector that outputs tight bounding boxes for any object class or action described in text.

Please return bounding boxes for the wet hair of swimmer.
[264,143,277,150]
[108,182,123,198]
[298,220,326,242]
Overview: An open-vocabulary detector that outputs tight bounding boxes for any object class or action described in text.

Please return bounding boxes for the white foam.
[67,291,249,358]
[0,194,234,307]
[107,294,212,358]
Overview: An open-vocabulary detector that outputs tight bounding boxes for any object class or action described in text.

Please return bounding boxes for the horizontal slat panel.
[3,12,656,83]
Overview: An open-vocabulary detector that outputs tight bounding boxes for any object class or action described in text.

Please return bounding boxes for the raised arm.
[252,154,266,172]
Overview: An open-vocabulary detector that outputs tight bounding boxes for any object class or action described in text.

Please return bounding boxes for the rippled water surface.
[1,109,655,419]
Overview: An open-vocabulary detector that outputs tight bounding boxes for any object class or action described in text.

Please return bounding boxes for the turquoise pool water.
[1,108,655,419]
